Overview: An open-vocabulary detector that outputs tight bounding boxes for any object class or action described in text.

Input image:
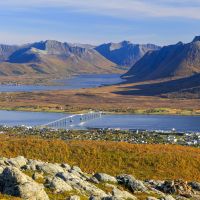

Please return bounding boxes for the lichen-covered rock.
[117,174,147,192]
[67,195,80,200]
[146,197,159,200]
[46,176,72,193]
[32,171,44,181]
[71,166,82,173]
[60,163,71,170]
[25,159,45,171]
[159,195,175,200]
[94,173,117,183]
[0,166,5,174]
[89,196,119,200]
[89,176,100,184]
[57,172,107,197]
[0,167,49,200]
[112,187,137,199]
[36,163,65,175]
[7,156,27,168]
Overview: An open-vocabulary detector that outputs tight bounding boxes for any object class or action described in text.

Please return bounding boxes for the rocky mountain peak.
[123,36,200,82]
[192,36,200,43]
[120,40,131,46]
[95,41,160,68]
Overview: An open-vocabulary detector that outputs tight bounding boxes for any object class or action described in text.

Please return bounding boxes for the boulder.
[61,163,71,170]
[36,163,65,175]
[0,166,5,174]
[112,187,137,199]
[0,158,6,166]
[57,172,107,197]
[26,159,45,171]
[175,196,188,200]
[145,180,164,188]
[32,171,44,181]
[7,156,27,168]
[89,196,118,200]
[159,195,175,200]
[147,197,159,200]
[189,181,200,191]
[158,180,194,198]
[46,176,72,193]
[117,174,147,192]
[0,167,49,200]
[89,176,100,184]
[67,195,80,200]
[94,173,117,183]
[71,166,82,173]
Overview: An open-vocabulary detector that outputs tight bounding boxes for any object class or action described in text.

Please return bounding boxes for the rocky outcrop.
[189,181,200,191]
[56,172,107,198]
[0,156,199,200]
[45,176,73,193]
[158,180,194,198]
[117,174,147,192]
[93,173,117,183]
[0,167,49,200]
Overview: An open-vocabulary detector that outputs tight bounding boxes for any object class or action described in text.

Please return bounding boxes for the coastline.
[0,106,200,116]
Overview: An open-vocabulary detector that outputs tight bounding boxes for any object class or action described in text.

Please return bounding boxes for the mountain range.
[1,36,200,98]
[120,36,200,98]
[0,40,119,76]
[95,41,160,68]
[0,40,160,77]
[123,36,200,81]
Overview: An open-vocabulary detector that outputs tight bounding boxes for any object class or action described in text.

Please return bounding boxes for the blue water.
[0,110,199,132]
[0,74,199,132]
[0,74,123,92]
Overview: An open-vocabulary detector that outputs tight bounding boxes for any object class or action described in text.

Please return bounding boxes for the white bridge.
[39,111,102,130]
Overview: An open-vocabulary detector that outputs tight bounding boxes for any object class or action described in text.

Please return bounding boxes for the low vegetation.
[0,134,200,182]
[0,80,200,115]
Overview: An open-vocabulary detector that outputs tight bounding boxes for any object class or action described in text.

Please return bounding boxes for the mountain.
[0,44,19,61]
[95,41,160,69]
[0,40,121,77]
[123,36,200,81]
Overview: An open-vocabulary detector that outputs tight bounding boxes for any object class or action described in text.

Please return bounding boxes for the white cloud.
[1,0,200,20]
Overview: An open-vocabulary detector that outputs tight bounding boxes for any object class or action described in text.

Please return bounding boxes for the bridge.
[39,111,103,130]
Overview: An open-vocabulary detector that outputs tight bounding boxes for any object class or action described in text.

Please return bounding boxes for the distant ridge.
[123,36,200,81]
[95,41,160,69]
[0,40,121,76]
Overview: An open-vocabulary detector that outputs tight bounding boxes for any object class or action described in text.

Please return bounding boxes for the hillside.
[123,36,200,81]
[95,41,160,69]
[0,40,121,77]
[1,155,200,200]
[0,134,200,182]
[115,74,200,97]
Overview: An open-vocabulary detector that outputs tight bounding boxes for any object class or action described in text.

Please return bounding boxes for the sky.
[0,0,200,46]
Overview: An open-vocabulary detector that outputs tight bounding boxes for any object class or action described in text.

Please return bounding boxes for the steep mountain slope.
[95,41,160,68]
[0,44,19,61]
[0,40,121,77]
[123,36,200,81]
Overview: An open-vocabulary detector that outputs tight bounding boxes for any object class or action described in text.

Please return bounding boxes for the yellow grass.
[0,134,200,182]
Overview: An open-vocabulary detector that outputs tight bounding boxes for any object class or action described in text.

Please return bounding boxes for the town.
[1,125,200,147]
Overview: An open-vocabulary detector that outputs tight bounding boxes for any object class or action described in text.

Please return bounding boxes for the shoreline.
[0,106,200,116]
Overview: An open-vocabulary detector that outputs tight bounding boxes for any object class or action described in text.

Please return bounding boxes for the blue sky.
[0,0,200,45]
